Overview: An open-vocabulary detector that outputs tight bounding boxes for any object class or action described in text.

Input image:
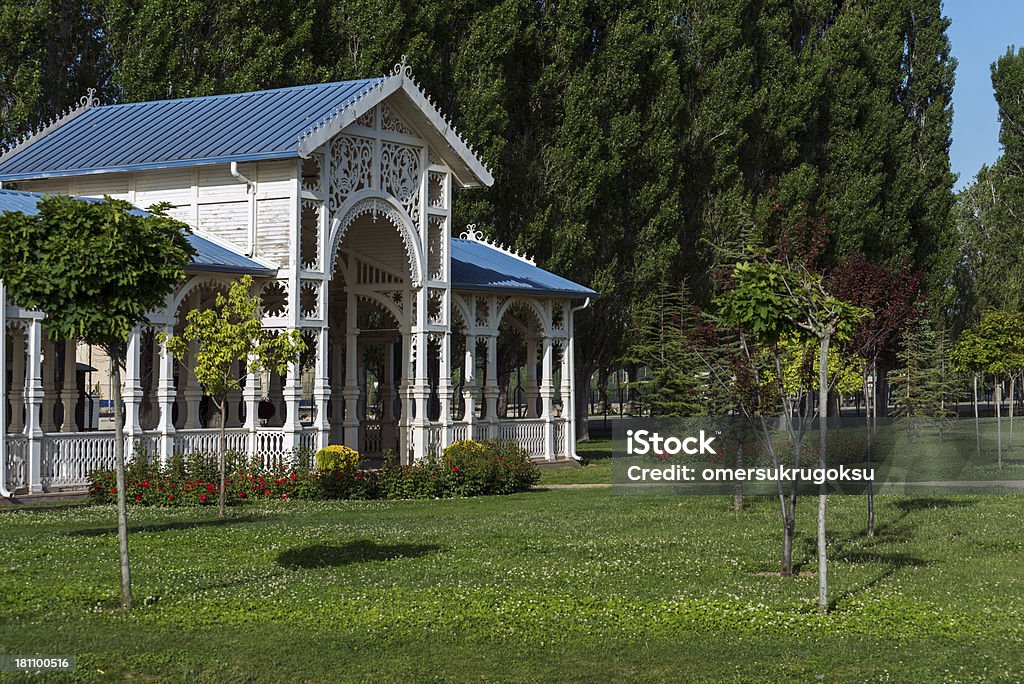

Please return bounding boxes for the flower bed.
[88,440,539,506]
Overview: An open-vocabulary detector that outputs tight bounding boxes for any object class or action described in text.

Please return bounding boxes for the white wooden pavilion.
[0,65,595,494]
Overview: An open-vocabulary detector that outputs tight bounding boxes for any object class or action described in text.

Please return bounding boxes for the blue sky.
[947,0,1024,190]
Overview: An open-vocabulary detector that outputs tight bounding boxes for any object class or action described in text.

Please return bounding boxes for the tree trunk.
[997,376,1003,469]
[573,363,594,442]
[218,398,227,518]
[865,362,875,537]
[974,373,981,460]
[1010,374,1016,448]
[733,443,743,512]
[874,358,890,417]
[817,335,830,613]
[109,357,133,610]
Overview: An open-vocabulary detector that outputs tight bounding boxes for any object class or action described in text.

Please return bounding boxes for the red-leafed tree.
[830,254,923,536]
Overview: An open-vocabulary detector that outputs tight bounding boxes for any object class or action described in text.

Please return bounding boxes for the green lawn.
[1,487,1023,681]
[538,439,611,484]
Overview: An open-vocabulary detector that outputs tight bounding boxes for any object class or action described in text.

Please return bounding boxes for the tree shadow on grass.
[69,515,263,537]
[276,540,441,569]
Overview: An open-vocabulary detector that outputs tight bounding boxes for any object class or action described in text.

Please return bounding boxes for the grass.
[1,487,1023,681]
[538,439,612,485]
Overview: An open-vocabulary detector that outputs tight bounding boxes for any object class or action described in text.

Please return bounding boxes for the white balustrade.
[5,436,27,490]
[40,432,117,487]
[497,418,546,458]
[450,422,469,443]
[553,419,566,458]
[360,420,383,455]
[172,428,248,457]
[255,430,286,468]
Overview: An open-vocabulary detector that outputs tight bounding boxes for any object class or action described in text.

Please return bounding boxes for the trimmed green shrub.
[315,445,361,474]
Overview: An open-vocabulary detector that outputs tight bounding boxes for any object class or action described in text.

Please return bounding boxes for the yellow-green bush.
[315,445,361,474]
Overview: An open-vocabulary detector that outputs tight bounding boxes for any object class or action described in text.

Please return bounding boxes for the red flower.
[451,466,459,472]
[238,491,246,498]
[290,473,297,481]
[109,487,116,494]
[200,494,207,502]
[141,481,149,487]
[207,484,216,493]
[135,495,142,501]
[281,493,289,499]
[167,494,174,500]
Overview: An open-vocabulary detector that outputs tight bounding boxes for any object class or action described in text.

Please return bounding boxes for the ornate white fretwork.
[329,135,374,214]
[381,103,413,135]
[428,289,445,326]
[380,142,421,227]
[300,199,322,271]
[0,89,99,164]
[460,224,535,265]
[356,108,376,128]
[551,303,565,331]
[300,280,320,319]
[428,171,447,208]
[330,198,422,288]
[260,281,289,319]
[427,215,445,281]
[475,297,490,328]
[301,154,322,194]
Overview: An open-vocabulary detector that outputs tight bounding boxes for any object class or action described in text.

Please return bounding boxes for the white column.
[124,327,143,441]
[439,332,452,447]
[343,292,360,450]
[9,328,25,433]
[559,339,572,458]
[398,333,411,461]
[410,292,430,460]
[484,333,499,439]
[541,335,554,460]
[313,325,330,451]
[60,339,79,432]
[243,364,260,460]
[567,306,578,459]
[25,318,43,492]
[281,352,303,452]
[525,335,539,418]
[463,334,477,438]
[39,332,59,433]
[156,323,176,464]
[181,339,202,429]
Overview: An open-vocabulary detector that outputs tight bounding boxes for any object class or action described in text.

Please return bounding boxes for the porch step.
[1,489,89,506]
[534,458,581,470]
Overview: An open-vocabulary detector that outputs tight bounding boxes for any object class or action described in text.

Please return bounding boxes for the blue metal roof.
[0,80,382,180]
[0,190,275,276]
[451,239,596,298]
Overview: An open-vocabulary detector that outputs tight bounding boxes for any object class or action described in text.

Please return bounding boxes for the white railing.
[5,435,27,490]
[498,419,546,459]
[172,428,248,457]
[255,429,286,468]
[427,424,443,457]
[361,421,383,455]
[450,422,469,443]
[553,420,567,458]
[472,423,489,441]
[299,428,317,454]
[41,432,117,487]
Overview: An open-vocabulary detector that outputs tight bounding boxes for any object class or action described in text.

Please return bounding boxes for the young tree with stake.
[161,276,304,518]
[0,195,194,609]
